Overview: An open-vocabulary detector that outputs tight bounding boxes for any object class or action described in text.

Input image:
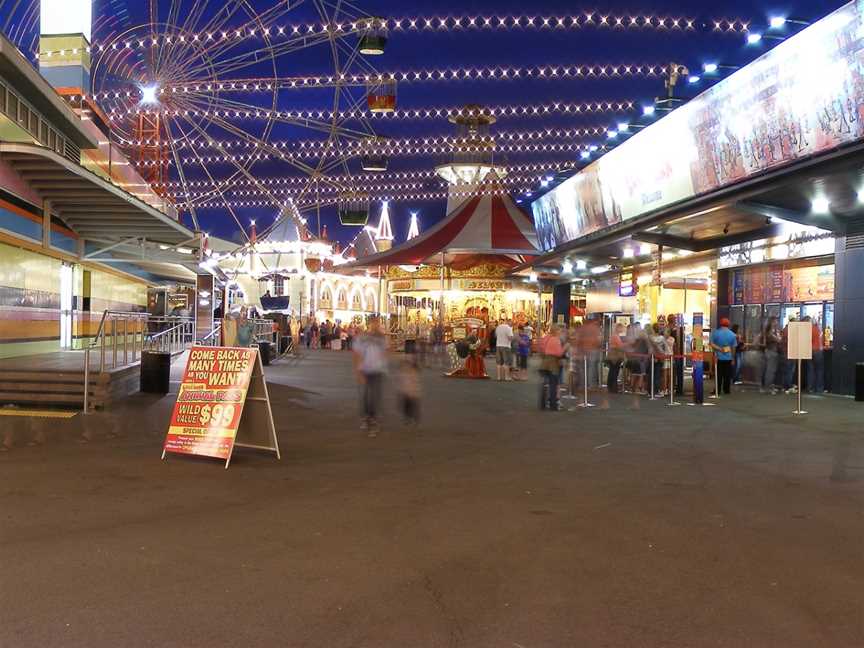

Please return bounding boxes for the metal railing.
[83,310,149,413]
[197,321,223,346]
[144,319,195,355]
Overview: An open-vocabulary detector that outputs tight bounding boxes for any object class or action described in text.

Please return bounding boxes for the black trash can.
[258,341,272,366]
[140,351,171,394]
[856,362,864,402]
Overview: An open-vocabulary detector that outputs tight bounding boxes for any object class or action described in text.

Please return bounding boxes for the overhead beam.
[633,223,786,252]
[735,201,845,233]
[630,232,701,251]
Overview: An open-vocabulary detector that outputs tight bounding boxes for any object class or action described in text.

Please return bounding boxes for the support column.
[42,200,52,249]
[832,233,864,395]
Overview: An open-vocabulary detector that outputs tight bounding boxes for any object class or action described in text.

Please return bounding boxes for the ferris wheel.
[84,0,391,242]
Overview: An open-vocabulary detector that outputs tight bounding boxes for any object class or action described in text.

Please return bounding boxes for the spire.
[374,201,393,252]
[407,211,420,240]
[249,219,257,243]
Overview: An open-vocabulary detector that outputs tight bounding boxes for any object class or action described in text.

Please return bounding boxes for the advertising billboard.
[532,1,864,251]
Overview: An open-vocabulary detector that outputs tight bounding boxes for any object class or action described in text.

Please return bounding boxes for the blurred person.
[710,317,736,395]
[732,323,744,384]
[649,323,670,397]
[606,322,626,393]
[353,317,388,437]
[582,318,602,389]
[781,317,798,393]
[397,355,422,427]
[494,319,514,381]
[806,316,825,393]
[762,317,782,394]
[515,325,531,380]
[538,325,565,410]
[667,314,685,396]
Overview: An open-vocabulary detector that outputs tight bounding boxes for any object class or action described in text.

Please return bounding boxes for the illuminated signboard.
[618,270,636,297]
[41,0,93,41]
[532,1,864,251]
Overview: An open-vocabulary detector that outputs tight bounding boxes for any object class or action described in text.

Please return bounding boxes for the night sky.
[1,0,849,247]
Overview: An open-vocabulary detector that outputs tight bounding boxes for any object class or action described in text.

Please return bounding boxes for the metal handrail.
[144,319,195,355]
[198,322,223,346]
[83,310,149,414]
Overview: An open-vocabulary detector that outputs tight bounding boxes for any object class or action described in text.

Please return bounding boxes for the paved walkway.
[1,351,862,647]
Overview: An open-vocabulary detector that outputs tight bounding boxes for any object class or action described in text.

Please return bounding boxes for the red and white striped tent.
[343,185,539,268]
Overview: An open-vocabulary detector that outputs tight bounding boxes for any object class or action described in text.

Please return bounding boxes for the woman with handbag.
[606,323,626,393]
[538,325,565,410]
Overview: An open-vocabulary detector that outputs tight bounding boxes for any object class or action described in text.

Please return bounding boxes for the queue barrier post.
[793,358,807,415]
[577,354,595,408]
[667,356,681,407]
[649,354,659,400]
[709,355,720,400]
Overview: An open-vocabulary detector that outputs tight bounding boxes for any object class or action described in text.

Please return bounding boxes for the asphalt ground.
[1,350,863,647]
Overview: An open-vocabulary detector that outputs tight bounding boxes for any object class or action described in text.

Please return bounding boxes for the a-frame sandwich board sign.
[162,346,280,469]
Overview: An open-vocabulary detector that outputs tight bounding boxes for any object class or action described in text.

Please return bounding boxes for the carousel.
[343,175,550,378]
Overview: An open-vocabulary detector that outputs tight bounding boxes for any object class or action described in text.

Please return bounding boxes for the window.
[273,275,284,296]
[0,84,6,114]
[7,93,18,120]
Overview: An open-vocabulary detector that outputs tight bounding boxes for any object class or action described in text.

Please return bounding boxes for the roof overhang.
[513,141,864,280]
[0,142,197,251]
[0,33,97,149]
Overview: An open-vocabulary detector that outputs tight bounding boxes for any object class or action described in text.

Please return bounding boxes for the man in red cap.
[710,317,737,395]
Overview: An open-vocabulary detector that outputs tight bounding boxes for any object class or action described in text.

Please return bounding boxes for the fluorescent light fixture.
[617,122,629,132]
[811,197,830,213]
[688,75,701,84]
[703,63,718,73]
[540,179,550,187]
[140,84,159,104]
[622,247,634,258]
[544,175,554,182]
[590,265,610,274]
[524,191,533,197]
[176,247,193,254]
[580,150,591,159]
[575,259,587,270]
[589,145,599,152]
[746,32,763,44]
[769,16,787,29]
[607,129,618,138]
[529,272,538,282]
[642,105,656,116]
[562,260,573,274]
[639,243,652,255]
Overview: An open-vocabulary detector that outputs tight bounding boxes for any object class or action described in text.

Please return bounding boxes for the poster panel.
[163,347,257,461]
[787,321,813,360]
[533,2,864,250]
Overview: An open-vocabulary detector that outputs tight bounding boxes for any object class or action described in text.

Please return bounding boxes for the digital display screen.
[532,1,864,251]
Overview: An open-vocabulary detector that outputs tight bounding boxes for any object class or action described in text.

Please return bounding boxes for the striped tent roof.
[343,183,539,268]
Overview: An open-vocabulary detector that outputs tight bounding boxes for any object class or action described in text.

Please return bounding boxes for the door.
[59,263,74,349]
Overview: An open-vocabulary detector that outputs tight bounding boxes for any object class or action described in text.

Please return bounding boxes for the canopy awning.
[0,142,195,246]
[344,186,540,268]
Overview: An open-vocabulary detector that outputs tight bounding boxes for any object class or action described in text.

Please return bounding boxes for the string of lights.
[66,64,665,101]
[167,175,531,200]
[151,161,574,190]
[109,100,635,123]
[131,141,595,166]
[35,14,753,57]
[116,127,609,150]
[191,186,529,209]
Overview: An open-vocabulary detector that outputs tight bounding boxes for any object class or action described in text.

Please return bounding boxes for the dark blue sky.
[2,0,850,245]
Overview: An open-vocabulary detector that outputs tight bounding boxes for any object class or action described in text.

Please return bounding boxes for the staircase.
[0,363,142,408]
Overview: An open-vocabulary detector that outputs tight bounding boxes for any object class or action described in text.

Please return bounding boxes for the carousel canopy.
[343,185,539,268]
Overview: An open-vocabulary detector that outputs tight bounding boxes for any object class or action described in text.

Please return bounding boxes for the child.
[398,356,421,427]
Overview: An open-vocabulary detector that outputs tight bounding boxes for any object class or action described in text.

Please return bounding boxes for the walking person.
[606,323,626,393]
[732,324,745,384]
[710,317,737,395]
[397,355,422,428]
[515,325,531,381]
[494,319,514,381]
[648,323,669,397]
[538,325,565,410]
[762,317,782,394]
[353,317,388,437]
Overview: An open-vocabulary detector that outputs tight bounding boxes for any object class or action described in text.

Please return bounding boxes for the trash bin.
[258,341,272,366]
[140,351,171,394]
[856,362,864,402]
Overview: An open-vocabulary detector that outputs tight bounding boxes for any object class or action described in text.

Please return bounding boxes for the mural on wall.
[533,1,864,250]
[728,263,835,305]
